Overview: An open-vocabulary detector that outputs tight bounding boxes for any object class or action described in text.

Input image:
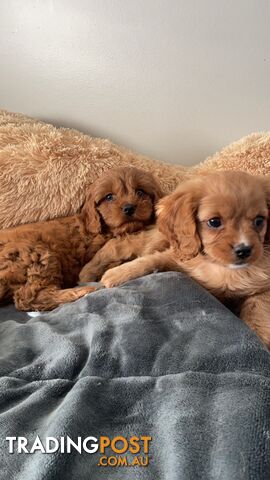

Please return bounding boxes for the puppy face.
[157,171,270,268]
[82,167,163,234]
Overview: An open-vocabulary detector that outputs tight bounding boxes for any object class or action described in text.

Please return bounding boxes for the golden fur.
[1,110,270,230]
[0,167,162,311]
[79,227,168,283]
[100,172,270,348]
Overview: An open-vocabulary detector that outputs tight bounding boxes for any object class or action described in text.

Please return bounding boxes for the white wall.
[0,0,270,165]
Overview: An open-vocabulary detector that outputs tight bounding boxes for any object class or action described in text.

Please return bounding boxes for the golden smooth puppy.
[101,171,270,348]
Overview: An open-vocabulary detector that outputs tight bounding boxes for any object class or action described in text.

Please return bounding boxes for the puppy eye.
[105,193,115,202]
[254,216,265,228]
[136,189,146,197]
[207,217,222,229]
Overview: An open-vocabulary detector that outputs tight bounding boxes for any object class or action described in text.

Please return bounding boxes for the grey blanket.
[0,272,270,480]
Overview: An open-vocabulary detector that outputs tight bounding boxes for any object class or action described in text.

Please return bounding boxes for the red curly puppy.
[0,167,162,311]
[100,172,270,348]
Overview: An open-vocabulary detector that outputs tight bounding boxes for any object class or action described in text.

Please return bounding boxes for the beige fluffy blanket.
[1,109,270,229]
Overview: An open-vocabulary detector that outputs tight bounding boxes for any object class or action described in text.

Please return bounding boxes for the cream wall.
[0,0,270,165]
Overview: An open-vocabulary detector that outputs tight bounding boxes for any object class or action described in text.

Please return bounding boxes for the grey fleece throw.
[0,272,270,480]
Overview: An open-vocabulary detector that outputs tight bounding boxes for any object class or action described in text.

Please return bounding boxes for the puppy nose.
[234,243,252,260]
[122,204,136,216]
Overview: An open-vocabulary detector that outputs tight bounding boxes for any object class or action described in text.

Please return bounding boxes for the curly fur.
[0,166,162,311]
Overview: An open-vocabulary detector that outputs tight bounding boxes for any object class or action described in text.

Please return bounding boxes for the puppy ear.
[80,186,102,234]
[157,183,201,260]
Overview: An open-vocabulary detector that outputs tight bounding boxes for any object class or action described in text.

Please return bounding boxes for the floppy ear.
[156,183,201,260]
[80,186,102,234]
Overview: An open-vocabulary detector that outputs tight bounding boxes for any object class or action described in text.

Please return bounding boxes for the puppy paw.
[101,269,125,288]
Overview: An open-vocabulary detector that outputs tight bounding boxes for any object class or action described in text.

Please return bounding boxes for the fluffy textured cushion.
[1,109,270,228]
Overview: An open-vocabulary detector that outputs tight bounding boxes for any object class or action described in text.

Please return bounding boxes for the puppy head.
[81,167,163,235]
[157,171,270,267]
